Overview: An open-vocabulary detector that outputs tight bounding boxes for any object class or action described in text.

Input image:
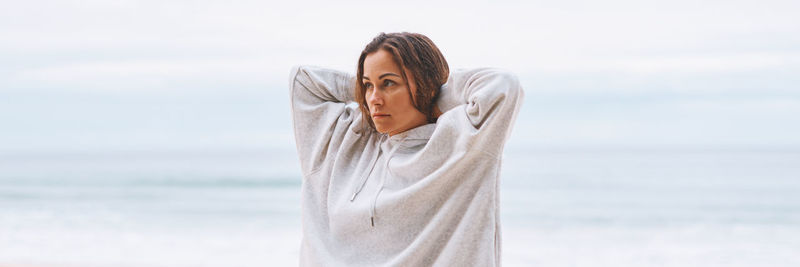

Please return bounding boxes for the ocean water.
[1,147,798,267]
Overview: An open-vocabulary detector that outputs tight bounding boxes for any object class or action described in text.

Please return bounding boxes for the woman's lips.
[372,113,390,119]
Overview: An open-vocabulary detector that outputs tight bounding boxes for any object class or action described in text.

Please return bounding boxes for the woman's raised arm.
[435,68,525,157]
[289,65,358,176]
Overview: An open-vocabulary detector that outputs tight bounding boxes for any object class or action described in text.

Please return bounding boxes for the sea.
[1,146,798,267]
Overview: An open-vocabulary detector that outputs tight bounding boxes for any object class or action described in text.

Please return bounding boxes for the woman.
[289,32,523,266]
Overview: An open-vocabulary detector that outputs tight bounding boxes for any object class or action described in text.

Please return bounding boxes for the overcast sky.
[1,0,799,152]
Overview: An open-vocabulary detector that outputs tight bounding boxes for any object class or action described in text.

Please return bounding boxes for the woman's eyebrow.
[379,73,401,79]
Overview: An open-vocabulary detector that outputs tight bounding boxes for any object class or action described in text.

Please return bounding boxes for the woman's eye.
[364,82,373,89]
[383,80,395,87]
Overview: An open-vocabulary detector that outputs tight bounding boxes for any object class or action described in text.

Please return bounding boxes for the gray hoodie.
[289,65,523,266]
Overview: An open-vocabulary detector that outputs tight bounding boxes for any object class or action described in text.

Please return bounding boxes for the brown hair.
[355,32,449,131]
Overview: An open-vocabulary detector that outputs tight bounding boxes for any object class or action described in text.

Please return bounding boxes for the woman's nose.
[367,91,383,106]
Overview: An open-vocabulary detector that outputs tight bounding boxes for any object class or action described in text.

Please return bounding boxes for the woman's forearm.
[437,68,524,128]
[290,65,356,105]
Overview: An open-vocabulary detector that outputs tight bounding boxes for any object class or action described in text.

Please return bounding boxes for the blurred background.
[1,0,799,266]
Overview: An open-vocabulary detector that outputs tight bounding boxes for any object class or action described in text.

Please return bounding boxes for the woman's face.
[362,49,427,136]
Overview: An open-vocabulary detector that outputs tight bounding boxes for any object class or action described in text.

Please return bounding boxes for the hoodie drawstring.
[349,135,386,201]
[369,135,407,227]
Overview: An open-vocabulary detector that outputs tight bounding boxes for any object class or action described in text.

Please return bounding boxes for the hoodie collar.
[388,123,436,142]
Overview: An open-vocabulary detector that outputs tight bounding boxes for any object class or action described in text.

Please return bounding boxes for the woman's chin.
[375,127,390,134]
[372,122,388,133]
[374,125,393,135]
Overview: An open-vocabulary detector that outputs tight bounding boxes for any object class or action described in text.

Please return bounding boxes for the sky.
[1,0,799,153]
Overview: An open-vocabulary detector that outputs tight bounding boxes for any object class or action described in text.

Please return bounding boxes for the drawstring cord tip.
[370,217,375,227]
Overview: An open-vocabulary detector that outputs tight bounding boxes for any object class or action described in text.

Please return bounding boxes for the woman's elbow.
[485,68,524,102]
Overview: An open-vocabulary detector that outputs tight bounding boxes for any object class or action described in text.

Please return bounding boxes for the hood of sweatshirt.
[383,123,436,151]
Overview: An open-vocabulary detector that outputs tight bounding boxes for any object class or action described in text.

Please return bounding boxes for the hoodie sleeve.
[435,68,525,157]
[289,65,359,176]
